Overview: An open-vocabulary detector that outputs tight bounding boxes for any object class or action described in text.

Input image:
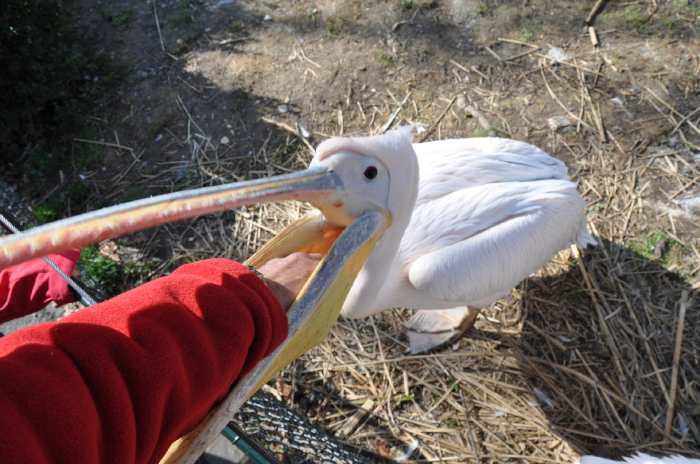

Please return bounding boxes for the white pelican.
[580,454,700,464]
[0,128,595,457]
[335,136,595,353]
[0,128,592,357]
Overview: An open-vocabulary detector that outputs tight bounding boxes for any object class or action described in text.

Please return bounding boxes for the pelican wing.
[405,179,587,306]
[412,137,570,206]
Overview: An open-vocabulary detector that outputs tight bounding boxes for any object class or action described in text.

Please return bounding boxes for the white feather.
[343,137,595,318]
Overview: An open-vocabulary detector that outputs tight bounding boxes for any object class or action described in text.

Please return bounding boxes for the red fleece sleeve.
[0,249,80,324]
[0,258,288,464]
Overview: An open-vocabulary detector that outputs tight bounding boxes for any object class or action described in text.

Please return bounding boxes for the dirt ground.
[7,0,700,462]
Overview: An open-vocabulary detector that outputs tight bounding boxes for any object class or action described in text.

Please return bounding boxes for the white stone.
[546,47,569,63]
[547,115,572,131]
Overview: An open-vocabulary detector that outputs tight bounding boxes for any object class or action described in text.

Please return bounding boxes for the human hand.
[257,252,322,310]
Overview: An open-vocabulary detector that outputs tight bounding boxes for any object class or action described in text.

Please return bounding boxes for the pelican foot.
[404,307,480,354]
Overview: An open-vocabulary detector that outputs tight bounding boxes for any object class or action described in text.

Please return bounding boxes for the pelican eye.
[363,166,378,180]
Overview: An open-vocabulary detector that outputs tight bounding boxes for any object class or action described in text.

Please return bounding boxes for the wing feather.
[413,137,570,206]
[405,179,586,305]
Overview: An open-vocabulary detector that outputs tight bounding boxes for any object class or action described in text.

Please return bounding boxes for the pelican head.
[312,126,420,319]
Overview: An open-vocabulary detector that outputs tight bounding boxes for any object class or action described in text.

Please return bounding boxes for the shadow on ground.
[504,238,699,458]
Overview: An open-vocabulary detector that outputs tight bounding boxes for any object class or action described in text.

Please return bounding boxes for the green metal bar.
[222,423,280,464]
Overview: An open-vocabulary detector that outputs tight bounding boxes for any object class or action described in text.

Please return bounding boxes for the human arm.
[0,255,319,464]
[0,249,80,324]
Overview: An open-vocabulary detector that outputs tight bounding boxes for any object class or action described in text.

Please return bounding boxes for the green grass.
[375,50,396,67]
[609,5,651,34]
[228,20,245,34]
[519,25,538,42]
[470,126,508,138]
[117,186,147,203]
[517,17,543,42]
[325,16,349,37]
[471,127,491,138]
[79,246,123,296]
[671,0,700,12]
[629,231,686,271]
[73,142,104,170]
[399,0,435,9]
[33,205,58,224]
[98,7,135,27]
[665,0,700,30]
[519,28,535,42]
[396,393,415,406]
[606,2,699,36]
[445,417,461,428]
[79,245,159,297]
[113,9,134,27]
[172,0,194,27]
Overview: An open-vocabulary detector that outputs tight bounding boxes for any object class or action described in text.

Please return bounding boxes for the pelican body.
[339,137,594,352]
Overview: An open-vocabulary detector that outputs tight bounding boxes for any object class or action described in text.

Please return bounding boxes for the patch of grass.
[78,245,158,298]
[399,0,436,9]
[519,27,535,42]
[517,18,543,42]
[629,231,686,270]
[471,127,492,138]
[470,126,508,138]
[606,1,699,35]
[325,16,349,37]
[113,9,134,27]
[629,231,670,260]
[228,20,244,34]
[79,246,123,296]
[611,5,651,34]
[98,6,135,27]
[123,260,157,284]
[445,417,460,428]
[172,0,194,27]
[519,25,537,42]
[118,186,147,203]
[670,0,700,12]
[665,0,700,30]
[375,50,396,67]
[33,205,58,224]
